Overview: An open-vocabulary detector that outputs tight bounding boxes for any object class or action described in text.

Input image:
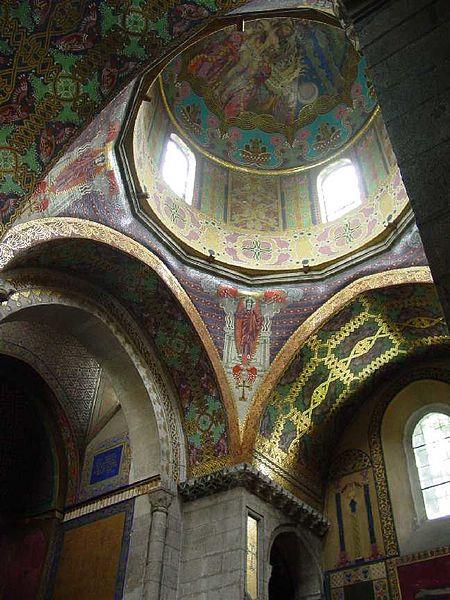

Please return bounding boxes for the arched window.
[412,412,450,520]
[317,158,361,222]
[162,133,196,205]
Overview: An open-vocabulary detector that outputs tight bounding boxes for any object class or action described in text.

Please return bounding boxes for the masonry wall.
[177,487,324,600]
[344,0,450,322]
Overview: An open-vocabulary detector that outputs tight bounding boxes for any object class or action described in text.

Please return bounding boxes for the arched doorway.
[269,530,323,600]
[0,355,68,599]
[269,531,299,600]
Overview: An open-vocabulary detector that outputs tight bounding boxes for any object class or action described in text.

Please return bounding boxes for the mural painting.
[161,17,376,171]
[217,284,287,418]
[325,449,383,569]
[255,284,449,502]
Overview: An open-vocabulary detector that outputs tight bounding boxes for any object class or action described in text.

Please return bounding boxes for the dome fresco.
[160,17,377,173]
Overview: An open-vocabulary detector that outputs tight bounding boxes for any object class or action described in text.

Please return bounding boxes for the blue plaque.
[90,444,123,484]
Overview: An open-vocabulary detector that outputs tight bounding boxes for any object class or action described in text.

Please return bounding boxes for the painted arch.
[0,217,240,476]
[244,277,449,506]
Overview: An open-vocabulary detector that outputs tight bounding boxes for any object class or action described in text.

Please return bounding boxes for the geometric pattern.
[0,320,101,447]
[256,284,449,498]
[0,0,247,231]
[20,237,233,476]
[327,560,389,600]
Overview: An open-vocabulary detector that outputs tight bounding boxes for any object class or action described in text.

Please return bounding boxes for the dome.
[127,13,411,279]
[159,16,377,174]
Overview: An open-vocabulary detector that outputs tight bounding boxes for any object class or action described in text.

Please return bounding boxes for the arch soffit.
[0,217,240,458]
[0,268,184,483]
[242,266,436,457]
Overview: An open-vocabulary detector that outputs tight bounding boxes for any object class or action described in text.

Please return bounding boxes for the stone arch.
[246,278,449,506]
[267,525,323,600]
[0,269,184,485]
[0,217,240,473]
[0,354,73,512]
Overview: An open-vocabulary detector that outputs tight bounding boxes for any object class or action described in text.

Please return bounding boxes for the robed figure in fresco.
[234,297,264,362]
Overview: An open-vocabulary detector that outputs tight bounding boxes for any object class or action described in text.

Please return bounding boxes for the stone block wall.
[178,488,245,600]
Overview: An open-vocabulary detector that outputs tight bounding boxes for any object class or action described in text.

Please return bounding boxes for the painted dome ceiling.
[160,16,377,173]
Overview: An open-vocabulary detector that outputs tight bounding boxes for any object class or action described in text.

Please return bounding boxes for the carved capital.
[148,489,173,514]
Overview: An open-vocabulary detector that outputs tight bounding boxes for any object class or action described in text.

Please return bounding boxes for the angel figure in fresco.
[234,297,264,362]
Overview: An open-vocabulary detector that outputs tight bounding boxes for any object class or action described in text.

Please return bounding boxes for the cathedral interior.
[0,1,449,598]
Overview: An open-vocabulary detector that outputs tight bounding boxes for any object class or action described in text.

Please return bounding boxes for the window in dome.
[318,158,361,222]
[412,412,450,520]
[162,133,196,204]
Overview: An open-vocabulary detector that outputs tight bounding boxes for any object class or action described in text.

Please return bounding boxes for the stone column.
[142,490,172,599]
[336,0,450,324]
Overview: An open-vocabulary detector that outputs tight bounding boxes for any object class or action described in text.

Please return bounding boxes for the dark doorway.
[269,531,300,600]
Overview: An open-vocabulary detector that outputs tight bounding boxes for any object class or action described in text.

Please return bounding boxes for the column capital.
[148,489,173,515]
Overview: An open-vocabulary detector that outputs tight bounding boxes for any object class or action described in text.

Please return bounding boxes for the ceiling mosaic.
[18,239,235,477]
[253,284,450,502]
[0,0,247,230]
[160,16,377,172]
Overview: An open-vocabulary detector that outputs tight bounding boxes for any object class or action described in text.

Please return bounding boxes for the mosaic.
[0,0,247,230]
[80,433,131,501]
[23,239,233,476]
[326,449,383,568]
[255,284,449,497]
[218,284,286,419]
[160,16,377,172]
[138,141,408,273]
[327,560,389,600]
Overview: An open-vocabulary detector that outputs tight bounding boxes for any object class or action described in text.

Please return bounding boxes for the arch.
[368,368,450,556]
[0,338,80,504]
[247,281,449,505]
[0,270,183,484]
[268,526,323,600]
[0,355,71,599]
[0,354,70,513]
[0,217,240,464]
[243,267,434,457]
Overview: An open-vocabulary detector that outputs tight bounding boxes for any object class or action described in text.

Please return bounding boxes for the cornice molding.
[178,463,329,536]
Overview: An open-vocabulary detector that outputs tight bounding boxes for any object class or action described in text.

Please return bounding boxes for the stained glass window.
[318,158,361,222]
[162,133,196,205]
[246,514,259,599]
[412,412,450,519]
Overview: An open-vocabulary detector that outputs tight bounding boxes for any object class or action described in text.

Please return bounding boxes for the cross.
[238,377,251,402]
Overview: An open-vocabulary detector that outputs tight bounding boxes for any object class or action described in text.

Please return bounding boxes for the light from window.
[412,412,450,519]
[318,158,361,222]
[162,133,196,205]
[246,514,259,600]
